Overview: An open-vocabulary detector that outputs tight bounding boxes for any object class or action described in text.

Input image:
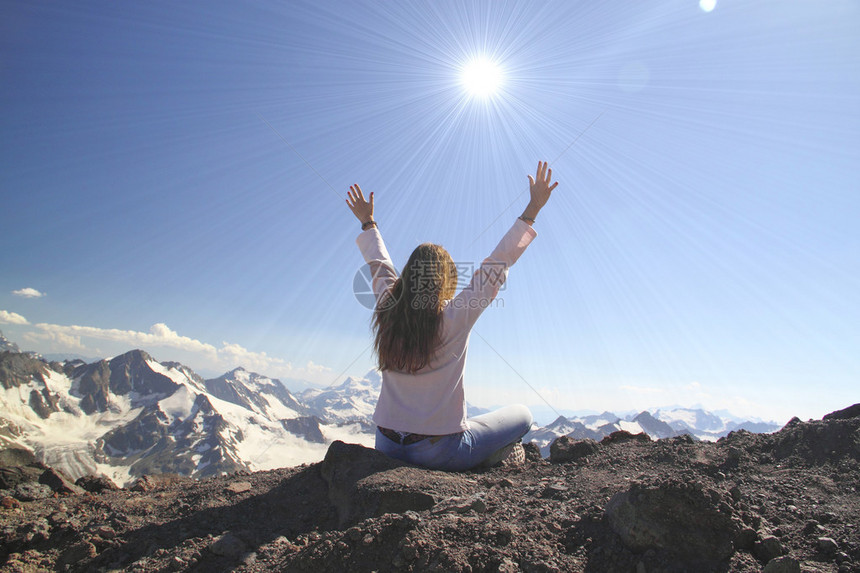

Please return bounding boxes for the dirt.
[1,405,858,573]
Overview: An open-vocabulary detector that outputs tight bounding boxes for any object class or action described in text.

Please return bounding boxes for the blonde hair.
[372,243,458,373]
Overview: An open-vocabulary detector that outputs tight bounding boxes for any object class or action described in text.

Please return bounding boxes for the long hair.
[373,243,458,373]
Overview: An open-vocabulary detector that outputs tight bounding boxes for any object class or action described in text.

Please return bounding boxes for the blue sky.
[2,0,858,423]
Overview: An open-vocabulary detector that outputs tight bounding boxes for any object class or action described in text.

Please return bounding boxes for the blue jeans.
[375,404,533,471]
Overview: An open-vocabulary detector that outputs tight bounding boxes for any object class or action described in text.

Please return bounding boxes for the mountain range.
[524,408,780,457]
[0,338,379,487]
[0,332,779,486]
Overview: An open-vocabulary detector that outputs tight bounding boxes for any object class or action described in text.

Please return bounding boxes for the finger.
[370,191,374,207]
[549,182,559,192]
[547,167,552,182]
[528,175,535,186]
[354,184,365,201]
[535,161,542,180]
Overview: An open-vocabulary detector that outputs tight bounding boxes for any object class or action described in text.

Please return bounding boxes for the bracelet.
[519,215,535,224]
[361,220,377,231]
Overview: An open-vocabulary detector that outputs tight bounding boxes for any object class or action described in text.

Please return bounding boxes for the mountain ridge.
[0,339,780,486]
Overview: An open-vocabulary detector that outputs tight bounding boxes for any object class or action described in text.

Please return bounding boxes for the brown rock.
[605,478,739,567]
[549,436,599,464]
[128,473,187,492]
[39,467,84,495]
[320,441,469,527]
[522,441,544,463]
[57,541,97,567]
[762,555,801,573]
[822,403,860,420]
[75,474,119,493]
[0,448,45,490]
[1,495,21,509]
[601,430,652,445]
[755,535,784,562]
[431,494,488,515]
[209,532,246,558]
[225,481,252,494]
[817,537,839,553]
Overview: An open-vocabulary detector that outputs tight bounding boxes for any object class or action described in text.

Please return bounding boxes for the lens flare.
[460,57,503,98]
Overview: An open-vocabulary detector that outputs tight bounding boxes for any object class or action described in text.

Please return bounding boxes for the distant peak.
[111,349,153,363]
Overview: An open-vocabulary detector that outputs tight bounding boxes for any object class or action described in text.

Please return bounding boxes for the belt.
[378,426,442,446]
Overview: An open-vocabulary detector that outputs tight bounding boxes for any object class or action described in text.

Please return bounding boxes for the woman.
[346,161,558,471]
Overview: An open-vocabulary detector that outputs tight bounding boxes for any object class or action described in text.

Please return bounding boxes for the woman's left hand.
[346,184,374,225]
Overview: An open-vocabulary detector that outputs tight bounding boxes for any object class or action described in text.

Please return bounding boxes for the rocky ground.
[1,405,858,573]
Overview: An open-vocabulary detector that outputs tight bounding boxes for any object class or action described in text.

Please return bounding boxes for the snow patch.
[159,385,197,422]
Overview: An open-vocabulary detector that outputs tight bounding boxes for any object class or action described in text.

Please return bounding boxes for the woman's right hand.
[521,161,558,223]
[346,183,375,227]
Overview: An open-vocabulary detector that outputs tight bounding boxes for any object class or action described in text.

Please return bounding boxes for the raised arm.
[519,160,558,226]
[346,184,377,231]
[351,184,398,305]
[448,161,557,331]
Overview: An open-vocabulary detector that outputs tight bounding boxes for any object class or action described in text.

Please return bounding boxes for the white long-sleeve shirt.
[355,218,538,435]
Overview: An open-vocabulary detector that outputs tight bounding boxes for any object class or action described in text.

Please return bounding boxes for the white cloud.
[304,360,331,374]
[0,310,30,325]
[33,322,219,357]
[24,330,87,352]
[219,341,290,372]
[12,288,45,298]
[218,342,333,381]
[26,320,332,382]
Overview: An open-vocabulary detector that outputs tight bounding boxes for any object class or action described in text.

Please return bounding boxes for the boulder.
[549,436,599,464]
[75,475,119,493]
[762,555,801,573]
[822,403,860,420]
[601,431,652,445]
[57,541,97,567]
[320,441,471,527]
[0,448,45,490]
[605,478,740,567]
[522,442,544,463]
[209,532,247,559]
[39,467,84,495]
[128,473,188,492]
[768,415,860,465]
[755,535,784,562]
[13,482,54,501]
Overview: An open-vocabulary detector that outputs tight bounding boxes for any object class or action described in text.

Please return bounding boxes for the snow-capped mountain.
[524,411,664,457]
[0,348,376,486]
[525,406,779,456]
[1,335,781,482]
[0,330,21,353]
[204,367,308,421]
[299,370,381,429]
[630,411,679,439]
[651,407,779,441]
[524,416,602,456]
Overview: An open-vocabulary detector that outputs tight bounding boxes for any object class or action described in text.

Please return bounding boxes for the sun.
[460,57,504,98]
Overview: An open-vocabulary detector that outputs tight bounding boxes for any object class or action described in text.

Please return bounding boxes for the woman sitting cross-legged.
[346,161,558,471]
